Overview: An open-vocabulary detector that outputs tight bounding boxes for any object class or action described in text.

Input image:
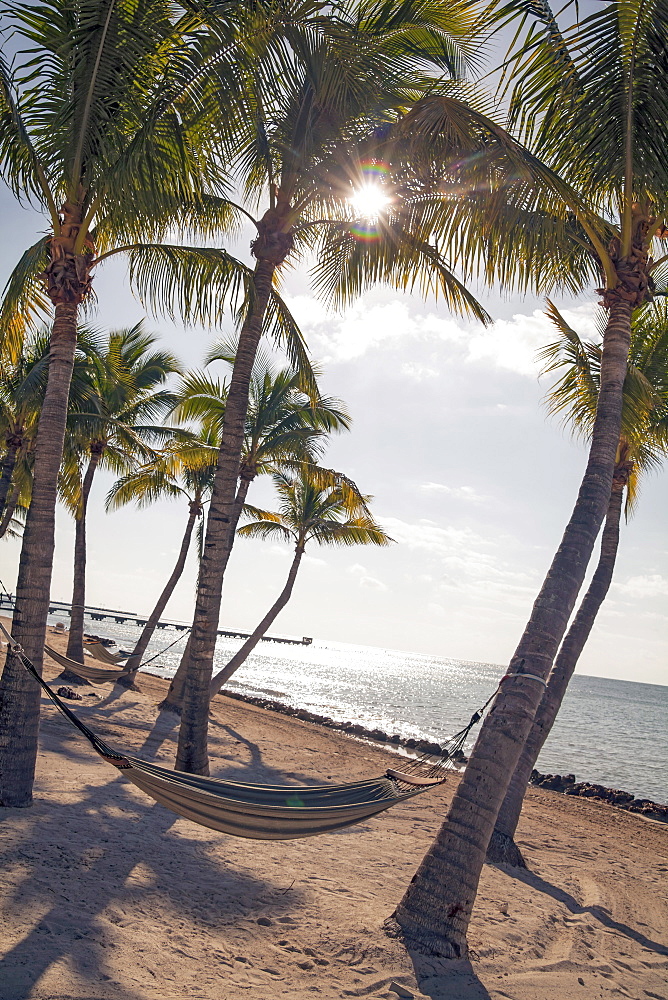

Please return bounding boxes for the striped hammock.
[3,628,454,841]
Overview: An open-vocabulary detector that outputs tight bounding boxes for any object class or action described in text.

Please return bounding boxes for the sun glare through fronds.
[349,183,391,220]
[349,160,391,224]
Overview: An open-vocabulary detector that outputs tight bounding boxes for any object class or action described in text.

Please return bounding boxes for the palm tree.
[0,326,102,538]
[0,2,301,806]
[61,323,181,667]
[390,2,668,957]
[206,469,392,701]
[105,430,221,684]
[157,351,350,712]
[488,299,668,865]
[176,0,501,776]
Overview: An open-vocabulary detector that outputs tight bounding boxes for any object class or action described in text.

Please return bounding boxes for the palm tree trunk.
[487,476,626,866]
[64,451,101,668]
[160,476,252,714]
[0,301,80,807]
[0,436,20,514]
[390,294,633,958]
[119,501,200,683]
[176,259,277,774]
[0,480,22,539]
[210,543,304,697]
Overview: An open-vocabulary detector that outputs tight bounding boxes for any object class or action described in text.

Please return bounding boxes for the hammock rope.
[0,623,512,840]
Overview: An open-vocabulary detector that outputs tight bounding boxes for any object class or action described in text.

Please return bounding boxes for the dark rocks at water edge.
[530,769,668,822]
[220,689,461,760]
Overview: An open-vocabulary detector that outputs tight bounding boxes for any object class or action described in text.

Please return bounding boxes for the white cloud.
[465,303,598,377]
[401,361,439,380]
[380,514,536,608]
[615,574,668,599]
[420,482,488,504]
[347,562,389,592]
[286,293,599,376]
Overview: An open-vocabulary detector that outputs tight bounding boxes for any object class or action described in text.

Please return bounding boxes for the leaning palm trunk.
[0,480,22,538]
[176,253,283,774]
[160,476,252,713]
[210,544,304,697]
[0,437,20,514]
[0,302,80,806]
[487,472,626,867]
[119,501,200,685]
[390,294,633,957]
[65,451,101,668]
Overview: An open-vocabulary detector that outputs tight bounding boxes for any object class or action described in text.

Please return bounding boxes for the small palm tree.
[173,346,350,577]
[61,324,181,666]
[158,353,351,713]
[0,328,99,537]
[206,469,393,701]
[488,299,668,865]
[106,430,220,683]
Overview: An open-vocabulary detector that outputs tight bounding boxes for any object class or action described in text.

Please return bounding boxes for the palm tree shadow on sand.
[0,706,305,1000]
[397,952,492,999]
[499,864,668,956]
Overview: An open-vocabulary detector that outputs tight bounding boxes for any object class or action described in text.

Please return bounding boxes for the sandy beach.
[1,623,667,1000]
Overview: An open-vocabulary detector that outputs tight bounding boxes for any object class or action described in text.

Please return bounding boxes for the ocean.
[49,612,668,805]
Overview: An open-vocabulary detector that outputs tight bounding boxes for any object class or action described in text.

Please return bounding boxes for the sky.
[1,193,666,689]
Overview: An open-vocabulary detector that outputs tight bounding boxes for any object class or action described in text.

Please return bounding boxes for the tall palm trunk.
[210,542,304,697]
[65,448,102,667]
[160,475,252,713]
[0,434,21,514]
[0,480,22,538]
[0,301,80,806]
[487,471,627,866]
[120,500,200,684]
[390,294,633,958]
[176,253,281,774]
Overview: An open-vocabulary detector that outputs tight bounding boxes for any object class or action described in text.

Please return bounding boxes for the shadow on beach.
[0,693,309,1000]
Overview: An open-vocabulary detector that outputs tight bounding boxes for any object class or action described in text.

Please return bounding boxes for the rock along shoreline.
[214,684,668,824]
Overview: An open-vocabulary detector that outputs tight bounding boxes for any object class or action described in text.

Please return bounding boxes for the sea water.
[49,614,668,804]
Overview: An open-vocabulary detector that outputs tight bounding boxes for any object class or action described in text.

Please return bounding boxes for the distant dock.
[0,595,312,646]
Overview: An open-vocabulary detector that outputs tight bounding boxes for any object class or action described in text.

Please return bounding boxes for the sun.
[349,183,391,220]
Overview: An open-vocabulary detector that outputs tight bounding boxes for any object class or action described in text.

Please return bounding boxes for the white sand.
[1,623,667,1000]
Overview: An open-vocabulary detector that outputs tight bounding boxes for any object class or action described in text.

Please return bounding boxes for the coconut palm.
[105,430,221,683]
[157,351,351,712]
[0,1,307,805]
[61,323,181,667]
[0,326,102,538]
[176,0,505,776]
[488,299,668,865]
[390,1,668,957]
[205,469,392,704]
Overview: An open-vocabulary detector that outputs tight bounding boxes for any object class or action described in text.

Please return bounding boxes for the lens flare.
[349,160,391,239]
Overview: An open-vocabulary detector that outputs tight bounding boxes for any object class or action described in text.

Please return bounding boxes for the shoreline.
[205,679,668,822]
[2,630,668,1000]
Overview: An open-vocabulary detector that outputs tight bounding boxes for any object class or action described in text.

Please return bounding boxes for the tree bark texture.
[0,302,79,806]
[0,437,20,515]
[0,480,22,538]
[487,477,626,863]
[176,258,277,775]
[391,295,633,957]
[121,502,199,681]
[65,451,101,667]
[162,476,252,713]
[210,543,304,697]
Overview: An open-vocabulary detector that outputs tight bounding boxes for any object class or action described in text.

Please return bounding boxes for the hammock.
[83,640,127,665]
[44,644,131,684]
[2,623,500,841]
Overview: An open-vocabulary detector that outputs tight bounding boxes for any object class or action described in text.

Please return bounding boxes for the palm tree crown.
[239,472,392,552]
